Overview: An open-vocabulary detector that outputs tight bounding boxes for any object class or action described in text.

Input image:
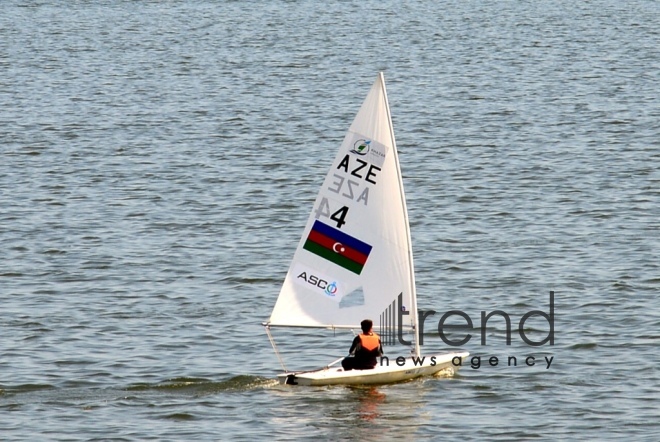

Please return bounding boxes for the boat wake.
[125,375,279,394]
[0,375,279,407]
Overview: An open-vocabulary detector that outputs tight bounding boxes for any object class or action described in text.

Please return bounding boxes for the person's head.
[361,319,373,333]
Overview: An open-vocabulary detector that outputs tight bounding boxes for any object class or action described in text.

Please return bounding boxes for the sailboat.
[264,73,468,386]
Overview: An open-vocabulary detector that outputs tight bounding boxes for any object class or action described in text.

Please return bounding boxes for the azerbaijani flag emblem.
[303,220,372,275]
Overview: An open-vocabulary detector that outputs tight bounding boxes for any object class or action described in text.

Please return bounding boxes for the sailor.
[341,319,383,370]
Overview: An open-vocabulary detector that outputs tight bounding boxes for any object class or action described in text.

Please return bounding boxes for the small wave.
[568,343,598,350]
[162,412,198,421]
[42,249,66,255]
[4,383,56,394]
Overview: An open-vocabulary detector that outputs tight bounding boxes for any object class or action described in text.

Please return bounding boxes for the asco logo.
[292,263,344,302]
[297,272,338,297]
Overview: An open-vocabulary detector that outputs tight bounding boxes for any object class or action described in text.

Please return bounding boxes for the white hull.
[277,351,469,386]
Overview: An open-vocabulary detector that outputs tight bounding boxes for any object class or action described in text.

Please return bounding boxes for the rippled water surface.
[1,0,659,440]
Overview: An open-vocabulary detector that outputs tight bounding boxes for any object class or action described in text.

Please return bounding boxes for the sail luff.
[379,73,421,357]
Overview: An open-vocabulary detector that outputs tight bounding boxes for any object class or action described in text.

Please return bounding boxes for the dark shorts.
[341,357,377,371]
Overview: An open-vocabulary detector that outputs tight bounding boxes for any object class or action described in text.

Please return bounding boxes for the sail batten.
[268,74,417,336]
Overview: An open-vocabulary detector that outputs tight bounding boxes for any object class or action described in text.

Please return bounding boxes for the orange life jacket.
[358,332,381,352]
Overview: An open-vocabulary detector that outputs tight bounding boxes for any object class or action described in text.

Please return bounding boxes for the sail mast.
[379,72,421,357]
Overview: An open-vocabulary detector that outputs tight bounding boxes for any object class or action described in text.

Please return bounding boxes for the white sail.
[268,73,417,334]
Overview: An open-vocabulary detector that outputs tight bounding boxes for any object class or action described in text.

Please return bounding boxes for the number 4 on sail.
[263,73,469,386]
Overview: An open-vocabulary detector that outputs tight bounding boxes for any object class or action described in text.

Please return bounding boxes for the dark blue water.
[1,0,658,440]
